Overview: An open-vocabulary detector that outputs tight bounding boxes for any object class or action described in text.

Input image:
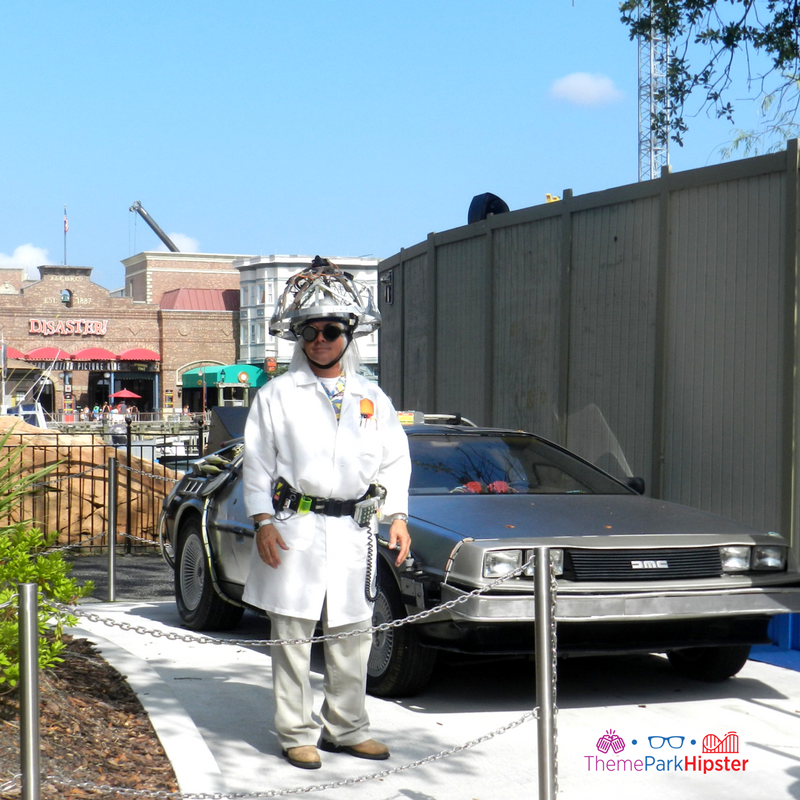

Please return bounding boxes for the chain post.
[19,583,41,800]
[107,456,118,601]
[534,547,557,799]
[196,413,205,456]
[125,416,133,554]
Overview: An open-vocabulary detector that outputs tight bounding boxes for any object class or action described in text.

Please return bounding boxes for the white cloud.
[0,244,51,279]
[549,73,624,107]
[157,233,201,253]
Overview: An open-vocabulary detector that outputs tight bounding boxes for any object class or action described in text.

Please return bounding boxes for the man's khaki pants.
[269,612,372,750]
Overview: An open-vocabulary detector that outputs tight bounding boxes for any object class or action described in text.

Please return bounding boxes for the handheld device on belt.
[271,477,386,528]
[352,484,387,527]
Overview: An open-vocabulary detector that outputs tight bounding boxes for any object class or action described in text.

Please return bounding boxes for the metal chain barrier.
[8,709,535,799]
[28,463,108,488]
[40,529,161,556]
[42,529,109,555]
[62,554,540,648]
[120,531,162,548]
[121,462,182,485]
[10,554,560,798]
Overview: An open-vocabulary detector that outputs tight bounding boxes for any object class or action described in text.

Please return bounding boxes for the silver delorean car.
[159,413,800,697]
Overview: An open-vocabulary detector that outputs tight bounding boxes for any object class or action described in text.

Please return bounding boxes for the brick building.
[0,252,247,417]
[121,252,243,304]
[1,250,380,421]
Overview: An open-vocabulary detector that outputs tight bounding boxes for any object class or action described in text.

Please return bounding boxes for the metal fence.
[0,426,197,547]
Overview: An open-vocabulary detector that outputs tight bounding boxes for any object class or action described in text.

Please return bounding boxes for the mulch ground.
[0,635,178,799]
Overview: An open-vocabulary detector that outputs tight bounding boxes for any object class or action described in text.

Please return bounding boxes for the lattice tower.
[638,3,670,181]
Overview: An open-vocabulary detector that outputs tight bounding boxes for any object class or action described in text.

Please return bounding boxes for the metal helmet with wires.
[269,256,381,341]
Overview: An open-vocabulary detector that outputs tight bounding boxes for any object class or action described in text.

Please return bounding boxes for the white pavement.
[72,600,800,800]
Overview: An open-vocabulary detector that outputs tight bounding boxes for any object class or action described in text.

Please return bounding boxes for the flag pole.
[63,206,68,265]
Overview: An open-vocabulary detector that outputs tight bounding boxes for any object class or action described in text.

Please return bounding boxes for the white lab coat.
[241,360,411,626]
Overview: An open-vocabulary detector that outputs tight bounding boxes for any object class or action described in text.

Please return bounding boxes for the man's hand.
[388,519,411,566]
[255,521,289,568]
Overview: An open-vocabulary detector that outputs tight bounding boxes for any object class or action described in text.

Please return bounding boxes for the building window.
[241,323,248,344]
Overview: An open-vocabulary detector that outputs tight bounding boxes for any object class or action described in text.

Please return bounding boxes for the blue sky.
[0,1,777,290]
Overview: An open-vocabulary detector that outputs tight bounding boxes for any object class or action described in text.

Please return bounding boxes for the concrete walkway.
[72,599,800,800]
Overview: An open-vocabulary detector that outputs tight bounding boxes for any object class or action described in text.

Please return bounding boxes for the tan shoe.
[282,745,322,769]
[319,737,390,760]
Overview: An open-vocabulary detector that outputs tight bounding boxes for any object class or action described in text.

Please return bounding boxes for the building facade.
[122,251,244,304]
[1,253,247,417]
[0,251,381,419]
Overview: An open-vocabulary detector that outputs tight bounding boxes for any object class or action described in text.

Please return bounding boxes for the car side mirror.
[624,477,646,495]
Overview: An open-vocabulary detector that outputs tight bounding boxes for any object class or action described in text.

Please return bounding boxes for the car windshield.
[408,433,632,496]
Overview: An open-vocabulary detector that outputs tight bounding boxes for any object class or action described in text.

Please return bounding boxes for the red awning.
[4,346,25,360]
[117,348,161,361]
[72,347,117,361]
[25,346,72,361]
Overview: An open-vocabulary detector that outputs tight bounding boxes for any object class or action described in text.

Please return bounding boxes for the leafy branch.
[620,0,800,147]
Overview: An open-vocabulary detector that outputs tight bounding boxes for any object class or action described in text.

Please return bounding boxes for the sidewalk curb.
[73,622,228,795]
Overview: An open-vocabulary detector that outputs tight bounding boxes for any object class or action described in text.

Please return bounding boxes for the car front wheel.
[175,517,244,631]
[367,566,437,698]
[667,645,751,681]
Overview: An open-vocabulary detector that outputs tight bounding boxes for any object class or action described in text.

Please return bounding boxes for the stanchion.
[107,456,118,601]
[19,583,40,800]
[125,416,133,555]
[196,413,205,456]
[534,547,556,800]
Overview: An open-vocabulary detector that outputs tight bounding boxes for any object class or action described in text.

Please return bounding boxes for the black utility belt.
[272,477,386,526]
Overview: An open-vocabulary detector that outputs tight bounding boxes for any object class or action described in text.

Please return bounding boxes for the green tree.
[620,0,800,152]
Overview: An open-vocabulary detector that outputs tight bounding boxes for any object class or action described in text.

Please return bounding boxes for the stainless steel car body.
[159,421,800,693]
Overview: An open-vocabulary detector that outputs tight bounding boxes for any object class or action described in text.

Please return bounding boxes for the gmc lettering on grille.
[631,560,669,569]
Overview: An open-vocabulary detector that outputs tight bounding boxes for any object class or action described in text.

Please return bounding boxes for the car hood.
[408,493,767,541]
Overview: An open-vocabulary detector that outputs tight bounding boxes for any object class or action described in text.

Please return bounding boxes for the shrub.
[0,426,94,689]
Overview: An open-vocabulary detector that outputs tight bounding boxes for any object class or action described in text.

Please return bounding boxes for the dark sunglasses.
[301,323,346,343]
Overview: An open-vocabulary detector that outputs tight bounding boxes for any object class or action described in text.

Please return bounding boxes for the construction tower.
[638,2,670,181]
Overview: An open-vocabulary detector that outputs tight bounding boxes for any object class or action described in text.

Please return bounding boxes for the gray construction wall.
[378,141,800,550]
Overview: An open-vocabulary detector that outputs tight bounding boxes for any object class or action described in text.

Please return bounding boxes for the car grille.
[564,547,722,581]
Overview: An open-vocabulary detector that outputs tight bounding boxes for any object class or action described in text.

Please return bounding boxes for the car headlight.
[753,545,786,571]
[484,550,522,578]
[720,545,751,572]
[523,549,564,576]
[720,544,788,572]
[483,549,564,579]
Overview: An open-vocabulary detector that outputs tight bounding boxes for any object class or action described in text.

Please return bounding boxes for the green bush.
[0,426,94,689]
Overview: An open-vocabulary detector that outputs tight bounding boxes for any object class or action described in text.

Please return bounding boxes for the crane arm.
[129,201,180,252]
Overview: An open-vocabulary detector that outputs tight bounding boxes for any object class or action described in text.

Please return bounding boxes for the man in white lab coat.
[242,257,411,770]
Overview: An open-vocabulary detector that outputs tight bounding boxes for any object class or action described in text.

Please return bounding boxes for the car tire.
[175,517,244,632]
[366,566,437,698]
[667,645,751,681]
